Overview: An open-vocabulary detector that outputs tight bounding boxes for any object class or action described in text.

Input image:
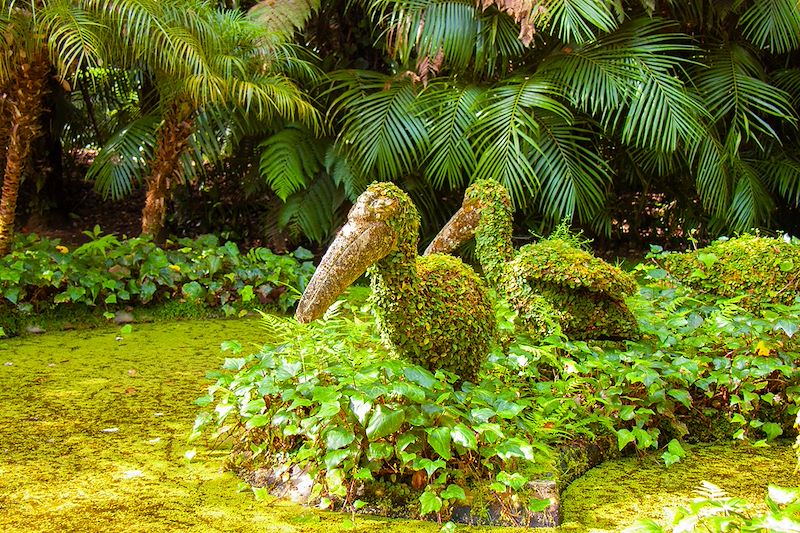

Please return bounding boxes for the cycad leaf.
[278,176,346,243]
[86,115,160,200]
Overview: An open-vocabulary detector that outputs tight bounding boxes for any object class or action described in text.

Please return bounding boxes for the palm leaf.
[471,76,572,207]
[728,159,775,230]
[739,0,800,54]
[416,82,480,189]
[757,153,800,206]
[693,134,732,215]
[330,71,428,180]
[533,120,610,226]
[87,115,160,200]
[542,0,619,44]
[695,42,797,147]
[248,0,321,39]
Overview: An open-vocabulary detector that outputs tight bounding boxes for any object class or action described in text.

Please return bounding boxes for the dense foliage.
[195,259,800,523]
[658,234,800,310]
[0,228,314,334]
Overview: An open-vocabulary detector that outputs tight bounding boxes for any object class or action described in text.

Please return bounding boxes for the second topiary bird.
[425,179,639,341]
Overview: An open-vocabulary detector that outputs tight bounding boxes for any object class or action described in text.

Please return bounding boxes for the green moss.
[662,234,800,310]
[560,442,799,532]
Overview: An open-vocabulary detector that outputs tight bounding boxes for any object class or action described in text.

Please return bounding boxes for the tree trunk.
[0,58,49,256]
[140,102,194,242]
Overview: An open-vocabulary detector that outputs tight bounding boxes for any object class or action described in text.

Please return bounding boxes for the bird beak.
[424,206,480,255]
[295,219,395,323]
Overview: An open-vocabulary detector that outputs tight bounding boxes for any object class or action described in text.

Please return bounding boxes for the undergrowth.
[194,265,800,524]
[0,228,314,335]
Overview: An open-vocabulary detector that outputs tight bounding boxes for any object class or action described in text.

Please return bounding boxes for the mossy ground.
[560,442,799,531]
[0,318,796,532]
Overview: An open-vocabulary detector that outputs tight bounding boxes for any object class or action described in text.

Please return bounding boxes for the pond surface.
[0,319,796,532]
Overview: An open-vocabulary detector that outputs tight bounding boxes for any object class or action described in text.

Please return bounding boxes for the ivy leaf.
[419,491,443,515]
[617,428,635,450]
[668,389,692,408]
[182,281,205,301]
[365,405,405,441]
[403,366,437,389]
[426,427,452,460]
[761,422,783,441]
[440,484,466,502]
[325,427,355,450]
[451,424,477,450]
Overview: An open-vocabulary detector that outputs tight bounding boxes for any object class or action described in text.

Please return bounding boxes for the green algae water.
[0,318,796,532]
[0,319,439,533]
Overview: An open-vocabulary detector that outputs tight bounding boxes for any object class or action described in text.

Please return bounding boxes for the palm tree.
[0,0,104,255]
[282,0,800,240]
[85,2,320,241]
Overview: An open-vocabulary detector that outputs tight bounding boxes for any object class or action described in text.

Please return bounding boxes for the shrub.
[657,234,800,311]
[0,228,314,333]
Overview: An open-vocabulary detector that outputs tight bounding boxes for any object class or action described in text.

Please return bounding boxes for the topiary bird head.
[424,179,512,256]
[295,182,418,323]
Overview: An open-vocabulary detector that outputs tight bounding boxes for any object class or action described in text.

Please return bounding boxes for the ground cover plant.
[195,241,800,526]
[0,228,314,335]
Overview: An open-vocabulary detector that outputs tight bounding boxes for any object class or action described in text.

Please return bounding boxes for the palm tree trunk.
[140,102,194,241]
[0,59,49,256]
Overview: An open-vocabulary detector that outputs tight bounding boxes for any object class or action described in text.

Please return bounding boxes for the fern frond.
[259,124,325,201]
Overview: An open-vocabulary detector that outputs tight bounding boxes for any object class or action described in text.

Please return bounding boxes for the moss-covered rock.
[661,234,800,310]
[297,182,496,383]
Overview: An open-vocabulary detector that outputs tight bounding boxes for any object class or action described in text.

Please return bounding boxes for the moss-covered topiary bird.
[425,179,639,340]
[295,182,496,382]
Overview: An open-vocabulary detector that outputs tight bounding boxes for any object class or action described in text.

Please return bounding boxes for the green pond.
[0,319,796,532]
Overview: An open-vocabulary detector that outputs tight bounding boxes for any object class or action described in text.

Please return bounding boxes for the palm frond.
[694,134,732,215]
[739,0,800,54]
[330,71,428,180]
[86,115,160,200]
[728,159,775,231]
[248,0,320,39]
[695,42,797,147]
[41,1,104,76]
[471,76,572,207]
[542,0,619,44]
[771,68,800,108]
[533,121,610,225]
[259,124,325,201]
[757,153,800,206]
[416,82,481,189]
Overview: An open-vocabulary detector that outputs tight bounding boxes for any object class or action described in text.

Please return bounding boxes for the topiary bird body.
[425,179,638,340]
[295,182,496,382]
